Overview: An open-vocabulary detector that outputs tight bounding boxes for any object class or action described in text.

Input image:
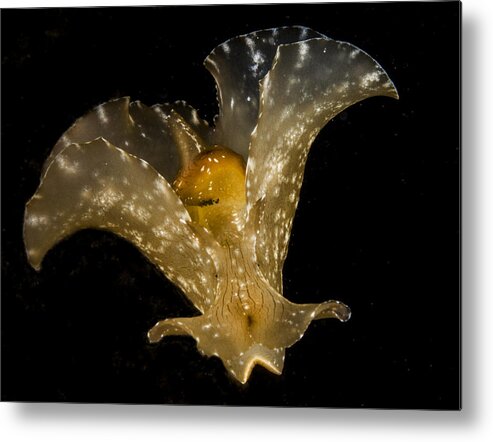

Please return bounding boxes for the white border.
[2,0,492,441]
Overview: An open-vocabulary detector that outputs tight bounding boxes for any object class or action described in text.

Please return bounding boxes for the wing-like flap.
[154,100,212,146]
[246,38,398,290]
[24,138,220,312]
[166,110,206,169]
[42,98,181,182]
[204,26,323,159]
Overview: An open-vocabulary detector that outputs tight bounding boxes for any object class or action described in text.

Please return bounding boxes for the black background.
[1,2,460,408]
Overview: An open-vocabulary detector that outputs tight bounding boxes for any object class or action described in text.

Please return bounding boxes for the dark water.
[1,2,460,408]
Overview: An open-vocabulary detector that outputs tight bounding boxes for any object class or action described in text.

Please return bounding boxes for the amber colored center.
[173,146,246,236]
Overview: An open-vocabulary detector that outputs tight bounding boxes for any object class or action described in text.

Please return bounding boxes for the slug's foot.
[147,298,350,384]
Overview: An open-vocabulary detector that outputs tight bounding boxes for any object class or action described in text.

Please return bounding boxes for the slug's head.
[173,146,246,237]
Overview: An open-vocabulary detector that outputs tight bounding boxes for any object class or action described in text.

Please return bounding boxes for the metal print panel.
[1,2,460,409]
